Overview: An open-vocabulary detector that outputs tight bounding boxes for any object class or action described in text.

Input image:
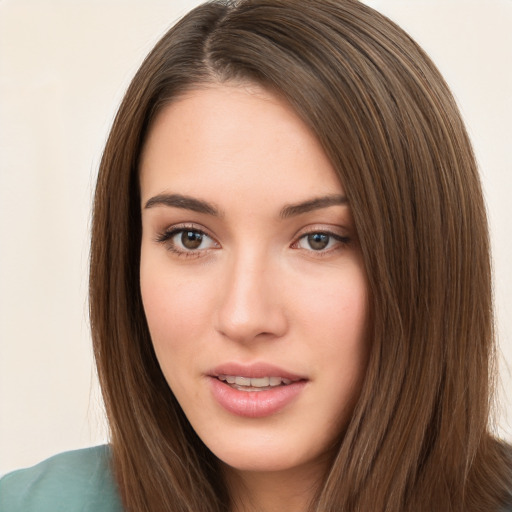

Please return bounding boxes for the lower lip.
[208,377,307,418]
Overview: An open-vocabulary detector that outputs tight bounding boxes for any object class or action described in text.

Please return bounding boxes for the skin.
[139,83,369,512]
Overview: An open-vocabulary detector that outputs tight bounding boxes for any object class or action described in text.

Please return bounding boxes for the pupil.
[308,233,329,250]
[181,231,203,249]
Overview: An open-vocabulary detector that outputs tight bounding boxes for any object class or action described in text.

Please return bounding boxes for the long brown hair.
[90,1,512,510]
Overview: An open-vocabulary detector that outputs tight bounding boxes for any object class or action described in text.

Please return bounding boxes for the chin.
[199,424,336,476]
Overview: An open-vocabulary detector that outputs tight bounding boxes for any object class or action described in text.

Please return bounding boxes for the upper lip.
[209,362,306,381]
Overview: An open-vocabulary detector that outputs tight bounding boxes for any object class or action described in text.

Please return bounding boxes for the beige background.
[1,0,511,476]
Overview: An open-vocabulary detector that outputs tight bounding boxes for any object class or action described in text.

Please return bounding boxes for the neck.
[224,458,328,512]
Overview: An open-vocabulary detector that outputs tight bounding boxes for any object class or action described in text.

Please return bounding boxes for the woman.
[1,0,511,511]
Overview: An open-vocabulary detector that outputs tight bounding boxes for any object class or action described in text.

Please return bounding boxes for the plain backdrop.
[0,0,511,476]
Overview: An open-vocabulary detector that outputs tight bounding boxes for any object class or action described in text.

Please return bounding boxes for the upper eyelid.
[292,223,350,239]
[158,223,216,239]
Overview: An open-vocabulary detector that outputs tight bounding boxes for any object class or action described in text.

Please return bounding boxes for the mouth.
[216,375,296,391]
[208,363,307,417]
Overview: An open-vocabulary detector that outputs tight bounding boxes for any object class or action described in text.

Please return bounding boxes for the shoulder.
[0,445,123,512]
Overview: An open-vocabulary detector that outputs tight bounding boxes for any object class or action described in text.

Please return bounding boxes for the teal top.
[1,445,511,511]
[0,445,123,512]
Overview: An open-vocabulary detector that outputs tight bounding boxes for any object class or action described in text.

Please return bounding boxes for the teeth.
[246,377,268,387]
[218,375,293,388]
[236,376,251,386]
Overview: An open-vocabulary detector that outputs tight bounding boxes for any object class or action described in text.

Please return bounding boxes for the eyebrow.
[143,192,348,218]
[144,193,220,216]
[280,194,348,218]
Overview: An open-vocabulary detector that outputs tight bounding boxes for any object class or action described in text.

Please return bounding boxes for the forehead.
[139,84,344,207]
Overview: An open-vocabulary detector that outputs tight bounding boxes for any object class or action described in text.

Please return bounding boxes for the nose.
[215,249,288,344]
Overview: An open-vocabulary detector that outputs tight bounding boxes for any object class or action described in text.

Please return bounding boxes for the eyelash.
[292,231,351,256]
[155,225,351,258]
[155,224,218,259]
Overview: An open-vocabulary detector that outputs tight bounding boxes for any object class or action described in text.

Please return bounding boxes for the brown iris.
[181,230,203,249]
[307,233,329,250]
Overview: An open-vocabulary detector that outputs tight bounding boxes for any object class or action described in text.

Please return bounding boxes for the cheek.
[297,264,369,401]
[140,263,214,359]
[140,272,205,405]
[298,264,368,343]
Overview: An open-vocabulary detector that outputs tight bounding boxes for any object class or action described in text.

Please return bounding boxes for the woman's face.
[139,84,369,476]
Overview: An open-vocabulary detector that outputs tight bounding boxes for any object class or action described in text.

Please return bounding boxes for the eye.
[156,226,219,256]
[295,232,349,252]
[175,230,212,250]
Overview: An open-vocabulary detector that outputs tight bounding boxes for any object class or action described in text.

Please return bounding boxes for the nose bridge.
[215,243,286,342]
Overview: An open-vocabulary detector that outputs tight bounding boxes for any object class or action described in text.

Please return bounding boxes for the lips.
[208,363,307,417]
[210,362,304,381]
